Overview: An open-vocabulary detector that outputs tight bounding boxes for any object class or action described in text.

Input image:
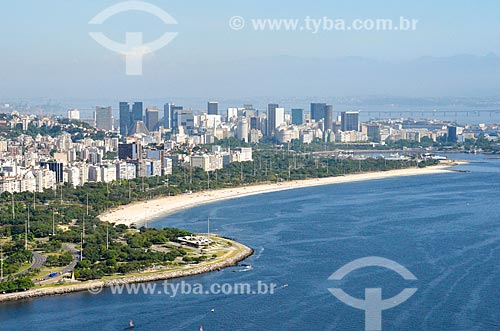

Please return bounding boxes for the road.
[16,251,47,277]
[60,244,80,276]
[1,247,79,283]
[30,252,47,270]
[36,244,80,283]
[0,251,48,282]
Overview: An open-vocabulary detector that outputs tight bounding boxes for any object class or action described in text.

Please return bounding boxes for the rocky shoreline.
[0,242,253,303]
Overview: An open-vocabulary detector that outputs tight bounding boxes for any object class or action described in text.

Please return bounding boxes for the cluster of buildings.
[0,100,497,195]
[0,110,254,194]
[114,101,488,145]
[114,101,363,145]
[370,118,485,145]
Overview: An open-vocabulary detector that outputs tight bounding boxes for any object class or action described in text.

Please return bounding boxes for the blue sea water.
[1,155,500,330]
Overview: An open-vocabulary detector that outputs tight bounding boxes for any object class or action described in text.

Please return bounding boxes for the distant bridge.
[362,110,500,118]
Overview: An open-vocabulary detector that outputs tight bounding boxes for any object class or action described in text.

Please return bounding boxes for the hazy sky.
[1,0,500,99]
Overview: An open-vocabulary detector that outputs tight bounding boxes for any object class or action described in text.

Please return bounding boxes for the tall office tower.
[324,105,334,132]
[250,116,258,130]
[119,102,131,136]
[311,103,327,121]
[366,124,381,142]
[259,114,268,136]
[95,106,113,131]
[132,102,143,122]
[177,109,194,133]
[267,103,278,136]
[267,104,284,137]
[145,107,159,131]
[291,108,304,125]
[163,103,174,128]
[171,105,183,131]
[208,101,219,115]
[341,111,360,132]
[236,117,249,143]
[447,126,458,143]
[67,109,80,120]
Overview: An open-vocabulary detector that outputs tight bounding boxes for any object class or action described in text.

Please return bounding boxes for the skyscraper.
[119,102,131,136]
[447,126,458,143]
[236,117,249,143]
[341,111,360,131]
[177,109,194,134]
[291,109,304,125]
[208,101,219,115]
[145,107,159,131]
[163,103,173,129]
[132,102,143,122]
[250,116,258,130]
[171,105,183,131]
[267,104,284,137]
[366,124,381,142]
[311,103,327,121]
[95,106,113,131]
[325,105,333,132]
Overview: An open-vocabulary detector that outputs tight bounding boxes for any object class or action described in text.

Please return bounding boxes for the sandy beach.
[0,161,464,303]
[100,161,465,227]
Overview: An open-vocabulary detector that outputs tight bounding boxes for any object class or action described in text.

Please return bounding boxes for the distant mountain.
[3,53,500,98]
[136,54,500,98]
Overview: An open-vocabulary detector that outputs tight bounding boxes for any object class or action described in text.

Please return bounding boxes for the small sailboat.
[200,325,204,331]
[129,320,135,329]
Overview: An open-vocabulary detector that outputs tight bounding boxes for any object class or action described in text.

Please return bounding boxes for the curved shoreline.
[0,240,253,303]
[0,161,465,303]
[99,161,464,227]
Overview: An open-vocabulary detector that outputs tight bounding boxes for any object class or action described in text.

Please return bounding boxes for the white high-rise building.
[268,106,285,136]
[116,162,136,180]
[33,168,57,192]
[227,108,238,120]
[100,164,117,183]
[64,167,81,187]
[236,117,249,143]
[88,165,101,182]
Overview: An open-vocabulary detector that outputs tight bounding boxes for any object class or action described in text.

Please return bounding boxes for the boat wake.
[254,247,265,260]
[232,264,253,272]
